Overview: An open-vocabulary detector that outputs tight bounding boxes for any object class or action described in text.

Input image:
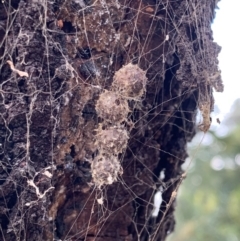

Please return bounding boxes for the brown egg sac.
[112,63,147,100]
[95,125,129,155]
[95,90,129,124]
[91,153,123,187]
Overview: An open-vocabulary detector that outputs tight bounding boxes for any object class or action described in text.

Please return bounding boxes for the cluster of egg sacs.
[91,63,147,187]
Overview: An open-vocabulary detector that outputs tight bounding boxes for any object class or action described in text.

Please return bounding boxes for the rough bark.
[0,0,222,240]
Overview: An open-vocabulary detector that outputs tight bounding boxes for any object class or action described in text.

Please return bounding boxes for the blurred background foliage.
[168,99,240,241]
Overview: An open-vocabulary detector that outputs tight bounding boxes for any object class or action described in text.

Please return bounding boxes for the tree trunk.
[0,0,222,240]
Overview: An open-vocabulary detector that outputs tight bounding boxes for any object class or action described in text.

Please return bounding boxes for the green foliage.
[168,100,240,241]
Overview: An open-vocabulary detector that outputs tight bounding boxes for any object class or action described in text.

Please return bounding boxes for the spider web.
[0,0,223,240]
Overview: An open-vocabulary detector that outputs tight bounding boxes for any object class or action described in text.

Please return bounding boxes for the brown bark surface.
[0,0,222,240]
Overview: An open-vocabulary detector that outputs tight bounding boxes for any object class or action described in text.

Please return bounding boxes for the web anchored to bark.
[0,0,222,240]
